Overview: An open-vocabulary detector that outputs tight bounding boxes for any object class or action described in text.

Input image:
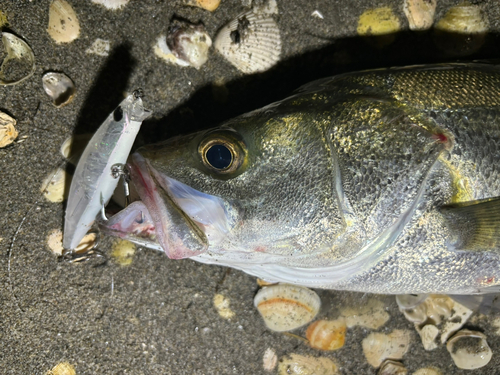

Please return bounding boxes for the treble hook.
[59,229,106,263]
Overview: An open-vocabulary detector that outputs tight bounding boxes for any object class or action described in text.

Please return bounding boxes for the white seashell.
[0,111,18,148]
[277,353,338,375]
[41,167,71,203]
[362,329,411,368]
[213,293,235,319]
[90,0,130,10]
[341,298,390,330]
[0,32,36,86]
[378,360,407,375]
[47,0,80,44]
[446,330,492,370]
[439,300,473,344]
[154,21,212,69]
[60,133,93,164]
[413,367,442,375]
[305,318,346,351]
[46,229,96,256]
[214,10,281,74]
[184,0,221,12]
[416,324,439,351]
[253,0,279,16]
[46,362,76,375]
[42,72,76,107]
[403,0,436,31]
[254,284,321,332]
[262,347,278,372]
[397,294,454,326]
[86,38,111,56]
[395,294,428,310]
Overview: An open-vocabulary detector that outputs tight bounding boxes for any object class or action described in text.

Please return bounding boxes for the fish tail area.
[440,197,500,251]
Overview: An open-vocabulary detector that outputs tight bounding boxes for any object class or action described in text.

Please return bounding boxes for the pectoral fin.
[440,197,500,251]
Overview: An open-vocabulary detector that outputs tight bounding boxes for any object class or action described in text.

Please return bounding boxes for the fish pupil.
[206,144,232,169]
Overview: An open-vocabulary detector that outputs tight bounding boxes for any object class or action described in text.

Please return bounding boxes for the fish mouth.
[101,152,236,259]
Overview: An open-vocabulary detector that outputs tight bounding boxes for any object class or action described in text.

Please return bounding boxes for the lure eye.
[198,130,246,176]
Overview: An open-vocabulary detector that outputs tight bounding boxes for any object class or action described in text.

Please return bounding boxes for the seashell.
[47,0,80,44]
[0,32,35,86]
[397,294,454,326]
[0,111,18,148]
[262,347,278,372]
[0,10,8,28]
[86,38,111,56]
[357,7,400,47]
[154,20,212,69]
[254,284,321,332]
[253,0,279,16]
[305,318,346,351]
[416,324,439,351]
[46,228,96,256]
[90,0,130,10]
[42,72,76,107]
[213,293,235,319]
[277,353,338,375]
[362,329,411,368]
[46,362,76,375]
[257,278,277,287]
[439,299,473,344]
[378,360,408,375]
[41,167,71,203]
[434,4,489,57]
[396,294,428,310]
[111,239,136,266]
[341,298,390,330]
[403,0,436,31]
[214,10,281,74]
[184,0,221,12]
[60,133,93,164]
[413,367,442,375]
[446,329,492,370]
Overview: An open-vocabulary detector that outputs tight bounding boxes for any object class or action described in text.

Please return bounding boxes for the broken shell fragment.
[213,293,235,319]
[403,0,436,31]
[397,294,454,325]
[446,330,492,370]
[185,0,221,12]
[154,20,212,69]
[0,32,35,86]
[357,7,400,47]
[47,0,80,44]
[0,111,18,147]
[306,318,346,351]
[214,10,281,74]
[417,324,439,351]
[378,360,408,375]
[254,284,320,332]
[111,239,136,266]
[91,0,130,9]
[434,4,489,56]
[46,362,76,375]
[362,329,411,368]
[262,347,278,372]
[42,72,76,107]
[41,167,71,203]
[86,38,111,56]
[413,368,442,375]
[278,354,338,375]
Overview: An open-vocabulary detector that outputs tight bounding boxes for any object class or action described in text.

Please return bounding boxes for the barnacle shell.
[254,284,321,332]
[184,0,221,12]
[91,0,130,10]
[434,4,489,56]
[41,167,71,203]
[154,21,212,69]
[277,354,338,375]
[0,111,18,147]
[378,360,408,375]
[362,329,411,368]
[305,318,346,351]
[42,72,76,107]
[0,32,35,86]
[341,298,390,329]
[214,10,281,74]
[47,0,80,44]
[403,0,436,31]
[446,330,492,369]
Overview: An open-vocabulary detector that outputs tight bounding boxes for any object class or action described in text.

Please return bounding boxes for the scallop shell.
[254,284,321,332]
[362,329,411,368]
[277,354,338,375]
[378,360,407,375]
[42,72,76,107]
[306,318,346,351]
[0,111,18,148]
[0,32,35,86]
[446,330,492,370]
[214,10,281,74]
[47,0,80,44]
[403,0,436,31]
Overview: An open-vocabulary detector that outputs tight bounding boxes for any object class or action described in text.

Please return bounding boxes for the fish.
[84,64,500,295]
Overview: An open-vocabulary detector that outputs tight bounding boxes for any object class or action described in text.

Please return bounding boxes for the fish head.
[102,108,346,264]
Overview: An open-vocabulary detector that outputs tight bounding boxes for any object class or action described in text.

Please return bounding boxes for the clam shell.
[214,10,281,74]
[277,354,338,375]
[305,318,346,351]
[403,0,436,31]
[0,32,35,86]
[341,298,390,329]
[446,329,492,370]
[378,360,408,375]
[254,284,320,332]
[362,329,411,368]
[42,72,76,107]
[47,0,80,44]
[0,111,18,148]
[40,167,71,203]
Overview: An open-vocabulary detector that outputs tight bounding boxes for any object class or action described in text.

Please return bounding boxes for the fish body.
[102,64,500,295]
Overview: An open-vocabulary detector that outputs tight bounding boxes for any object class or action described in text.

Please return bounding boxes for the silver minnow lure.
[63,90,151,250]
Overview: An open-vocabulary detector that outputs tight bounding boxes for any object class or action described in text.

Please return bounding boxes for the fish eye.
[198,130,246,176]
